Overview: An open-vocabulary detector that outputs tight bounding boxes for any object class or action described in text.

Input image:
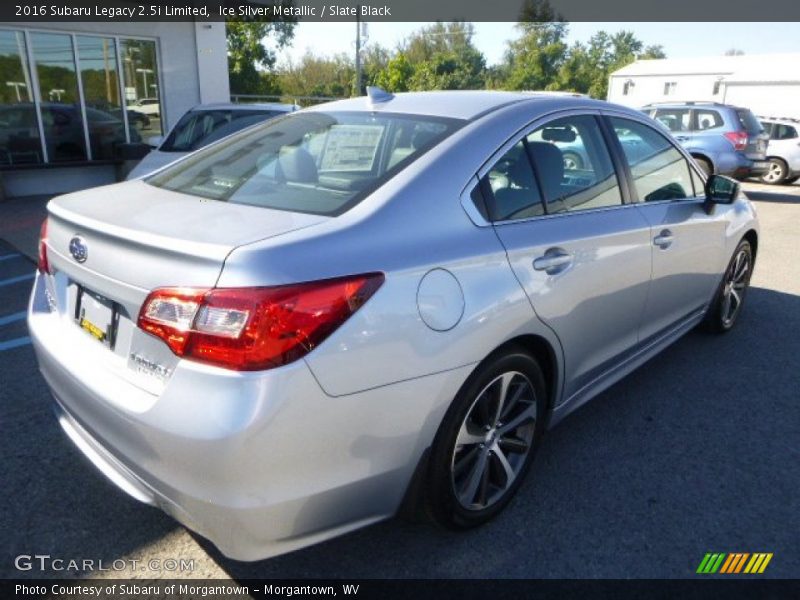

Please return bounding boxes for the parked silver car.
[758,117,800,185]
[126,102,297,179]
[29,90,759,561]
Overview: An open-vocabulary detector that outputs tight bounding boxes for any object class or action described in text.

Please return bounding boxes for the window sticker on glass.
[320,125,385,172]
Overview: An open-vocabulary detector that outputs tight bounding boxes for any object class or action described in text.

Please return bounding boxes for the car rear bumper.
[712,151,768,178]
[28,272,472,561]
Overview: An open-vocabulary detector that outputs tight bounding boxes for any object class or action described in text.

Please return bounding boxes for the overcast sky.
[276,22,800,67]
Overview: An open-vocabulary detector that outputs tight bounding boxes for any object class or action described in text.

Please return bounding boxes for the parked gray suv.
[641,102,769,179]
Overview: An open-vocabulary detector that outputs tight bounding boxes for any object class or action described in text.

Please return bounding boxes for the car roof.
[305,90,603,121]
[642,102,746,111]
[758,116,800,124]
[191,102,298,113]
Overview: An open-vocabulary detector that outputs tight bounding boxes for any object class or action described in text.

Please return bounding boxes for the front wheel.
[426,348,546,529]
[702,239,753,333]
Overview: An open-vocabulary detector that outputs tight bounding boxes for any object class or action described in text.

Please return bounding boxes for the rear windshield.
[147,111,462,216]
[160,109,283,152]
[736,109,764,134]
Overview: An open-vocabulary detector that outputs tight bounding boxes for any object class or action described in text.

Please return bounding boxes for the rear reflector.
[137,273,384,371]
[37,218,50,274]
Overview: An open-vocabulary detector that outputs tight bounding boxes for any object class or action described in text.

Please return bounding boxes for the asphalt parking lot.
[1,182,798,581]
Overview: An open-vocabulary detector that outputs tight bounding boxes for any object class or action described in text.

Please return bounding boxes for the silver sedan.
[28,90,758,561]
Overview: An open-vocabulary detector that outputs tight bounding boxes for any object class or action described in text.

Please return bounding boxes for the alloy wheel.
[762,159,786,184]
[721,247,751,327]
[451,371,537,511]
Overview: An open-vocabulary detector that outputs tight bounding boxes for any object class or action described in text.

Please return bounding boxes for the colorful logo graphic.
[696,552,773,574]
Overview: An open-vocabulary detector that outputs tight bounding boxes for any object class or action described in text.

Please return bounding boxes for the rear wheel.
[702,239,753,333]
[694,157,713,177]
[426,348,546,529]
[761,158,788,185]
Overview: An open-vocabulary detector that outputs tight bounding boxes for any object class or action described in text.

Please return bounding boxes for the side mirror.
[147,135,163,148]
[705,174,739,204]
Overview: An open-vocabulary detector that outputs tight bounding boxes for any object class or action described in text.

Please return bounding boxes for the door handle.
[653,229,674,249]
[675,136,689,141]
[533,248,573,274]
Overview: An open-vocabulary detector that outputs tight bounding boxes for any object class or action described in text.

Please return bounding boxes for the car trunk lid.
[47,180,328,292]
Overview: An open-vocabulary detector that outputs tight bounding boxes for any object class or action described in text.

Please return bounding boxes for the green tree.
[385,22,487,91]
[500,0,569,91]
[277,52,355,98]
[226,19,296,95]
[375,52,414,92]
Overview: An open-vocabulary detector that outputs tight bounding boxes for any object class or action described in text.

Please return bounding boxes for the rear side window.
[654,108,691,132]
[695,110,724,131]
[609,117,695,202]
[526,115,621,213]
[160,110,282,152]
[480,114,622,221]
[772,123,798,140]
[736,109,764,134]
[147,111,462,217]
[482,140,544,221]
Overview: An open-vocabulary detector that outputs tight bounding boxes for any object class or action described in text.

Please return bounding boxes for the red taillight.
[724,131,748,151]
[137,273,384,371]
[37,218,49,274]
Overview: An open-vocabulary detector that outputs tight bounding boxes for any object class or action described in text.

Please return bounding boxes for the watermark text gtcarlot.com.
[14,554,195,573]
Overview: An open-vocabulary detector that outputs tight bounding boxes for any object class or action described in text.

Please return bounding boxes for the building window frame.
[0,25,163,168]
[622,80,635,96]
[663,81,677,96]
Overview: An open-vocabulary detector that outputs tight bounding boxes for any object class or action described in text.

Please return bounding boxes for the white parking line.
[0,336,30,351]
[0,311,27,326]
[0,253,22,262]
[0,273,35,287]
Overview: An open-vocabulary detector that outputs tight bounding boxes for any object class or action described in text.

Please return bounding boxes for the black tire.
[701,239,753,333]
[694,157,713,177]
[783,175,799,185]
[426,347,546,529]
[760,158,788,185]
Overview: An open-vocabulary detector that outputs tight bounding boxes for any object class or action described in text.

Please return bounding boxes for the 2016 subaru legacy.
[29,90,758,561]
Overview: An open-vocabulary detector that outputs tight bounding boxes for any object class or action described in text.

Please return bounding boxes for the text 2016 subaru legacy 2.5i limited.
[29,89,758,561]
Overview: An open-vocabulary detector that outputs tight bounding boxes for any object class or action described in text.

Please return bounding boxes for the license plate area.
[75,286,119,348]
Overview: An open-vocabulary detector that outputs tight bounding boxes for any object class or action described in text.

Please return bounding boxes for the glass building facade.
[0,28,162,167]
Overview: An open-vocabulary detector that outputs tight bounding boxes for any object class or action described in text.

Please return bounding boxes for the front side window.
[610,117,695,202]
[147,111,461,217]
[159,109,281,153]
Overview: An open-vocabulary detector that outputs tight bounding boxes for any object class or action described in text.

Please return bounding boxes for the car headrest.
[508,155,535,189]
[412,129,438,150]
[527,141,564,199]
[277,146,318,184]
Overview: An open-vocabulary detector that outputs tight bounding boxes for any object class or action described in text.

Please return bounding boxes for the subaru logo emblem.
[69,235,88,263]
